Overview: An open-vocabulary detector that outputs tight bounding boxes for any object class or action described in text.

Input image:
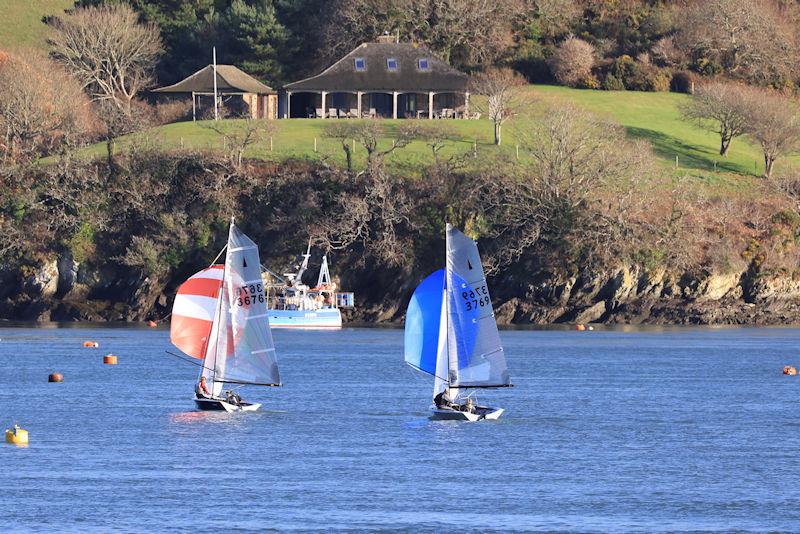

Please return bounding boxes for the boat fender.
[5,424,28,446]
[83,341,99,348]
[48,372,63,383]
[103,354,118,365]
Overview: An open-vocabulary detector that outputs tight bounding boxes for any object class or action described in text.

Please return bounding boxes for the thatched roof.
[284,42,468,93]
[153,65,275,95]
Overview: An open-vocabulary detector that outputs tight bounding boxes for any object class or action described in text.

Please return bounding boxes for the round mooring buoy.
[147,320,157,328]
[103,354,118,365]
[48,372,63,383]
[5,424,28,446]
[575,324,586,331]
[83,341,99,348]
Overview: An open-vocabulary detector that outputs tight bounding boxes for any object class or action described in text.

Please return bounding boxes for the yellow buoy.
[48,372,63,383]
[5,424,28,446]
[790,367,797,376]
[83,341,99,348]
[103,354,118,365]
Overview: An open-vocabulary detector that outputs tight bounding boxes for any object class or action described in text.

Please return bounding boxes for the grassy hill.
[0,0,71,50]
[94,85,784,190]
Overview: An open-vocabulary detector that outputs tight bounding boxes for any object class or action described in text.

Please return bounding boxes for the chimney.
[376,33,395,44]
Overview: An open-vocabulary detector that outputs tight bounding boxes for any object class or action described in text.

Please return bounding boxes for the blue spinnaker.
[404,269,444,376]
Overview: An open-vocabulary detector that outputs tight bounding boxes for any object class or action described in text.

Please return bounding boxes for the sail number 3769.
[462,285,490,311]
[236,283,265,306]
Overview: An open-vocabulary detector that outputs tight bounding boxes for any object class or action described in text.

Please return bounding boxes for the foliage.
[0,50,94,164]
[548,37,595,87]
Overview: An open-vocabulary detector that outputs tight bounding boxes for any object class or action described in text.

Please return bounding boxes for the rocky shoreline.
[4,252,800,326]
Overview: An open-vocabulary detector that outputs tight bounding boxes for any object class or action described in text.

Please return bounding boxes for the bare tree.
[203,119,278,169]
[677,0,800,85]
[471,68,528,146]
[740,91,800,179]
[0,50,93,164]
[548,36,595,87]
[530,0,582,41]
[680,82,751,156]
[324,120,421,174]
[48,4,163,114]
[322,0,521,69]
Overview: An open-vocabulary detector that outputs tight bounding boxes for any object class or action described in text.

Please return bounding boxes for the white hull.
[194,397,262,412]
[268,307,342,329]
[430,406,504,422]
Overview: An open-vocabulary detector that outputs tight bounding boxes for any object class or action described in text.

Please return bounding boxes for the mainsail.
[445,224,510,388]
[404,224,511,395]
[170,221,281,397]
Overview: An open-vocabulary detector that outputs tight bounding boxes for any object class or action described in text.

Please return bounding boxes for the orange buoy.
[83,341,99,348]
[103,354,118,365]
[790,367,797,376]
[575,324,586,331]
[48,372,63,383]
[147,320,157,328]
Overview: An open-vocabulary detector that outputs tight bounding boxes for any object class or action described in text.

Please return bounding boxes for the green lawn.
[83,84,794,187]
[530,85,782,181]
[0,0,71,50]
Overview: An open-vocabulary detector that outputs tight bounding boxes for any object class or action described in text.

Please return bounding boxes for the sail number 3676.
[236,283,265,306]
[462,285,490,311]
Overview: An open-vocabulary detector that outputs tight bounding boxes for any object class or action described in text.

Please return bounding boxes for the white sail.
[444,224,510,388]
[200,222,281,393]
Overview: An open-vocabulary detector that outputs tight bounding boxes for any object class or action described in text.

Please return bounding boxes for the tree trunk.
[764,153,775,179]
[343,142,353,173]
[494,121,502,146]
[720,134,731,157]
[106,136,115,174]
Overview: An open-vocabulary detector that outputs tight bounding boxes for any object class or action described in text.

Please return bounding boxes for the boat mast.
[207,218,233,390]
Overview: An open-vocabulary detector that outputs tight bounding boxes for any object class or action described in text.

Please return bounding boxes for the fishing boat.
[263,243,355,329]
[170,219,281,412]
[404,224,512,421]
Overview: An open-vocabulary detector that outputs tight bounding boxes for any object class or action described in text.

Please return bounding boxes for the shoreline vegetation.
[5,0,800,325]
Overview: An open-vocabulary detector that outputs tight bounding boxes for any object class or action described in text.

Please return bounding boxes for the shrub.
[670,71,696,94]
[602,73,625,91]
[549,37,595,87]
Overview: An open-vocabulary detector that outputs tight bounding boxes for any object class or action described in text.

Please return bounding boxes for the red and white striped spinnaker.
[170,265,224,359]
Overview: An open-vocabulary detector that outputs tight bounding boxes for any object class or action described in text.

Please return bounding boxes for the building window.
[418,58,429,71]
[354,57,366,71]
[387,58,398,71]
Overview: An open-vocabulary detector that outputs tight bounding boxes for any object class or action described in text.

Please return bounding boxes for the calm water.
[2,325,800,532]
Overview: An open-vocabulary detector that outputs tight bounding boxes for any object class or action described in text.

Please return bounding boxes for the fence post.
[314,137,317,153]
[516,144,519,160]
[270,136,273,152]
[675,155,678,169]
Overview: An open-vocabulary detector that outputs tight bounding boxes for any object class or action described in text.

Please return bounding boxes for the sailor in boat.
[195,376,211,399]
[434,388,454,409]
[225,390,242,406]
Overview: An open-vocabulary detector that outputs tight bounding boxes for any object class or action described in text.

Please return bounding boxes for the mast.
[444,223,460,398]
[204,219,233,393]
[213,46,219,121]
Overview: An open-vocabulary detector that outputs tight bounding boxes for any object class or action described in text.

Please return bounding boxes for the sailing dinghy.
[170,219,281,412]
[404,224,512,421]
